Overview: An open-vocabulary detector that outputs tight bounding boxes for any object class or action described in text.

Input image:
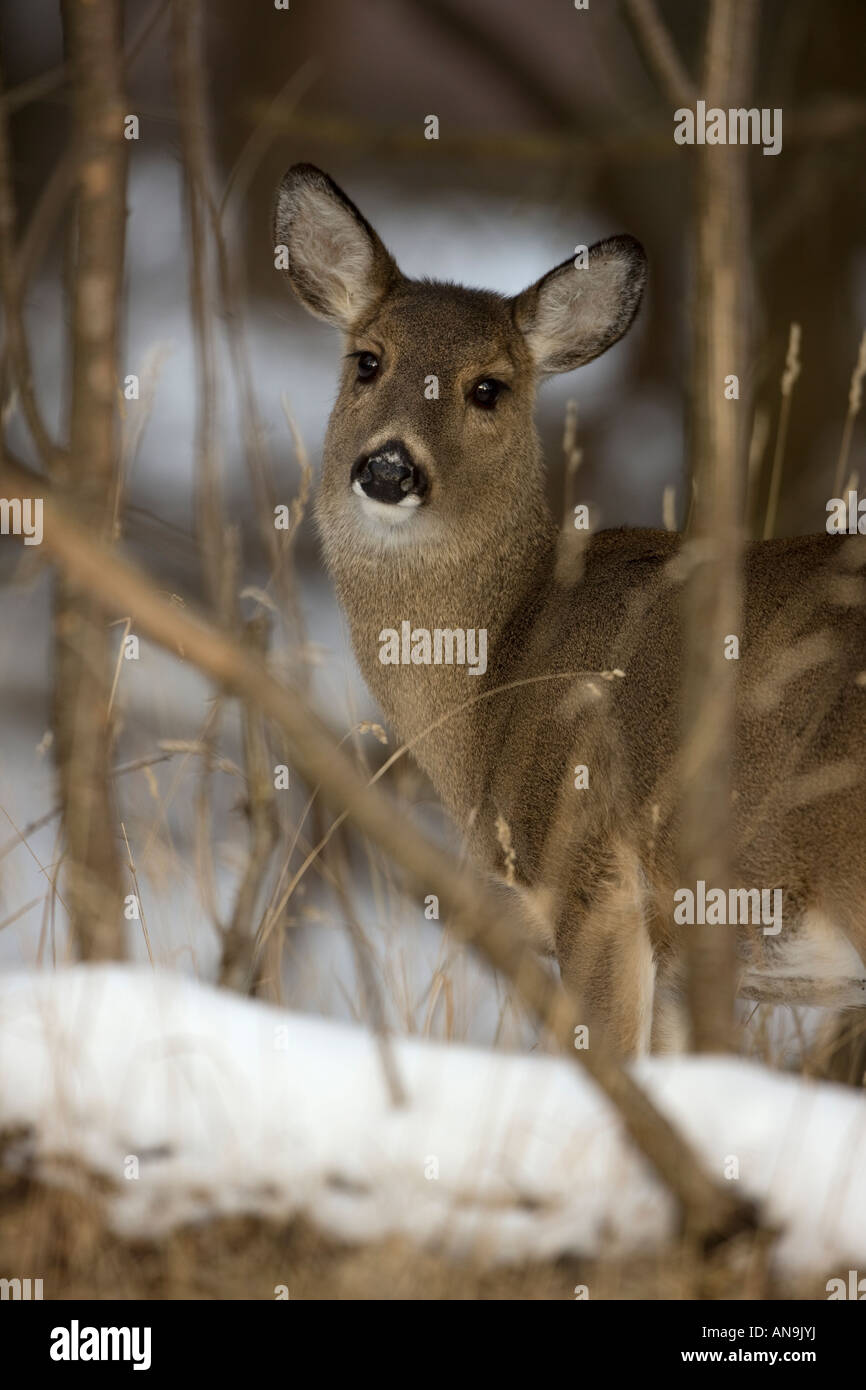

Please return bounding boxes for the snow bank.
[0,966,864,1273]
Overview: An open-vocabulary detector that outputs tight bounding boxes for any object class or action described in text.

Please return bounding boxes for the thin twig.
[331,830,408,1108]
[120,820,154,965]
[832,329,866,497]
[762,323,802,540]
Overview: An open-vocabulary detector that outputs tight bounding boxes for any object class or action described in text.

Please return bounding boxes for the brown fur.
[275,164,866,1054]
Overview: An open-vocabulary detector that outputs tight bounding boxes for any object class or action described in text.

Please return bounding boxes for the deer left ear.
[511,234,647,376]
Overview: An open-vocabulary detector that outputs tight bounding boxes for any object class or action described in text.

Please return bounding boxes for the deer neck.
[322,493,556,825]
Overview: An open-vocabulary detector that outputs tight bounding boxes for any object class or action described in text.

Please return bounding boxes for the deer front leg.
[557,843,657,1056]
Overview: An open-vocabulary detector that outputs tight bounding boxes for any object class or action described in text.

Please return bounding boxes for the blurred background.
[1,0,864,1049]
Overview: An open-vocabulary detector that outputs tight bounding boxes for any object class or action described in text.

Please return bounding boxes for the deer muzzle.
[351,440,428,507]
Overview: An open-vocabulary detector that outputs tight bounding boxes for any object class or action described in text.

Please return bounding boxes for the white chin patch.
[352,478,422,527]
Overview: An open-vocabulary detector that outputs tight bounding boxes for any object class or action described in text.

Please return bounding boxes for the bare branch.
[620,0,697,109]
[680,0,760,1051]
[410,0,580,128]
[254,99,865,168]
[0,63,60,463]
[218,616,279,993]
[52,0,129,960]
[170,0,226,617]
[0,0,171,116]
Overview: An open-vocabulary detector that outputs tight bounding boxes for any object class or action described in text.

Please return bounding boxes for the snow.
[1,964,865,1273]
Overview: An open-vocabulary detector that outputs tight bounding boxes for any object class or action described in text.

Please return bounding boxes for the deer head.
[274,164,647,571]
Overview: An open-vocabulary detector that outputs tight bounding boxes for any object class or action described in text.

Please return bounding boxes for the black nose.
[351,440,427,505]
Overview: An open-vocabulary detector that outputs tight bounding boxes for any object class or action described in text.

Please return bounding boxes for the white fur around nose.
[352,478,422,526]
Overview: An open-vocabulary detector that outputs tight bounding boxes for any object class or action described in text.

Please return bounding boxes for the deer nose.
[351,441,427,505]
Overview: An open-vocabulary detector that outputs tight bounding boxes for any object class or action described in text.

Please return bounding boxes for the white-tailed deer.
[275,164,866,1055]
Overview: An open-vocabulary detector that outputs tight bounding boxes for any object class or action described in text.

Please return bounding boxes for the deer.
[274,163,866,1056]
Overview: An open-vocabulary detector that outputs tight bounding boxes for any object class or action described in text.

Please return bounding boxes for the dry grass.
[0,1168,827,1302]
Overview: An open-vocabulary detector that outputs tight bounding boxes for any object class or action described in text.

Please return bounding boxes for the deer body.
[276,165,866,1053]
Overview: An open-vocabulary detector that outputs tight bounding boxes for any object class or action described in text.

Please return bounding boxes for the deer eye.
[356,351,380,381]
[472,378,505,409]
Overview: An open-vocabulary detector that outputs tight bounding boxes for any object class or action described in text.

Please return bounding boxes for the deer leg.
[558,843,656,1056]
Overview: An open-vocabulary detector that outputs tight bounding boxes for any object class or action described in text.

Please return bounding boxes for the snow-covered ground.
[1,964,865,1276]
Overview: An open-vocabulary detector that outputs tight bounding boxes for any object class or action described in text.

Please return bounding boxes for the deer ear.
[512,235,646,376]
[274,164,400,330]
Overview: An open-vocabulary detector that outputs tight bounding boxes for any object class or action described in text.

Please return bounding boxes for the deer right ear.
[273,164,400,331]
